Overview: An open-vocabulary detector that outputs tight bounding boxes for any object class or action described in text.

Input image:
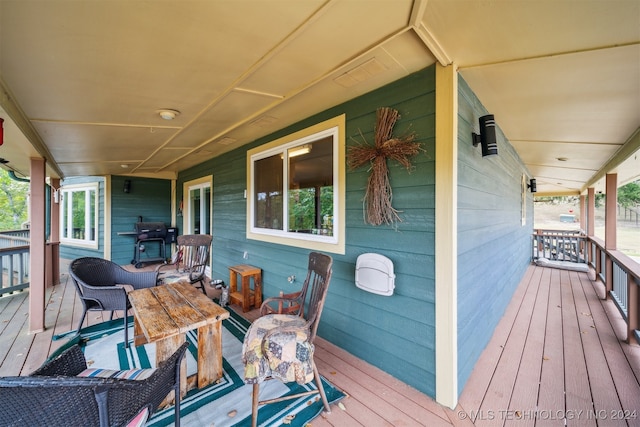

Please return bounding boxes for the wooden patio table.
[128,280,229,403]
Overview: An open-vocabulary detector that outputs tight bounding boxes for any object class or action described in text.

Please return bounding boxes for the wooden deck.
[1,262,639,426]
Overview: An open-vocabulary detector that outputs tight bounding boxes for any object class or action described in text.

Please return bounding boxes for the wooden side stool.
[228,264,262,312]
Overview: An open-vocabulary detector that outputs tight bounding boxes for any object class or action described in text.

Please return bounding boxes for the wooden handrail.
[585,236,639,344]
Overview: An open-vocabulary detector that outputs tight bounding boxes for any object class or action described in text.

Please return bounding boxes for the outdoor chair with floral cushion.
[242,251,333,427]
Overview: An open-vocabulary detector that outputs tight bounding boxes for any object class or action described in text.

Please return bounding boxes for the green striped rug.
[76,307,345,427]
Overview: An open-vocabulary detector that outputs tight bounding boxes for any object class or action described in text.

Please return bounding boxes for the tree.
[0,170,29,230]
[618,180,640,208]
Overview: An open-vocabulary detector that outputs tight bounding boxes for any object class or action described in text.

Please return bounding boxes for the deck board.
[561,270,595,423]
[504,264,549,427]
[0,262,639,426]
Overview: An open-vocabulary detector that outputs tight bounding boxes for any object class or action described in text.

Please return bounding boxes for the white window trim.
[246,114,345,254]
[60,182,99,249]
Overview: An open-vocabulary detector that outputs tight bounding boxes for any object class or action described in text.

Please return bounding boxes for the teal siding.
[178,67,438,396]
[457,76,534,389]
[59,176,105,260]
[111,176,172,265]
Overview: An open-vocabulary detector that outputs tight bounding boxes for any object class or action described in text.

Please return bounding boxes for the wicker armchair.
[0,342,188,427]
[69,257,158,347]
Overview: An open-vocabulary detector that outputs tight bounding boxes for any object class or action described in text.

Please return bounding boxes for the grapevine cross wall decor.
[347,107,423,226]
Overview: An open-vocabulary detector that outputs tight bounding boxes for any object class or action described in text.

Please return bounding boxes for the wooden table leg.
[241,275,250,312]
[133,315,148,346]
[254,274,262,308]
[197,320,223,388]
[229,269,238,294]
[157,333,186,408]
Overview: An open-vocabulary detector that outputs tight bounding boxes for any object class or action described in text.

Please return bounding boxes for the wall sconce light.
[123,179,131,193]
[528,178,537,193]
[472,114,498,157]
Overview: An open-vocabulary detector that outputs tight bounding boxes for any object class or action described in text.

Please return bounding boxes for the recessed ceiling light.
[157,109,180,120]
[120,164,129,168]
[556,157,568,162]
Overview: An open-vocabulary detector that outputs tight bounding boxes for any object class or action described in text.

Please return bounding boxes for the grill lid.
[135,222,167,239]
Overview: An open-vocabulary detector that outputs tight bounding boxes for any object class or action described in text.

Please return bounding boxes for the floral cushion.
[78,367,156,380]
[242,314,313,385]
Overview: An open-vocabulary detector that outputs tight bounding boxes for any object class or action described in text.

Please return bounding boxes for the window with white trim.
[60,183,98,248]
[247,115,345,254]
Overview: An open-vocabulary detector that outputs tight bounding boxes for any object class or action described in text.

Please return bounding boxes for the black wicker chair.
[69,257,158,347]
[0,341,188,427]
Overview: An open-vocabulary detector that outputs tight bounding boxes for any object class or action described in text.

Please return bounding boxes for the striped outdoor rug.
[76,307,345,427]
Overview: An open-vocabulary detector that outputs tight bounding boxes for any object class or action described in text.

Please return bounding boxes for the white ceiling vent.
[334,58,387,88]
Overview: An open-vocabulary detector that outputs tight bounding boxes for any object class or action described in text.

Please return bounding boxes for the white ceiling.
[0,0,638,196]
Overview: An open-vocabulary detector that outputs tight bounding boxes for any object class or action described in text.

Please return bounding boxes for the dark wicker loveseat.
[0,342,188,427]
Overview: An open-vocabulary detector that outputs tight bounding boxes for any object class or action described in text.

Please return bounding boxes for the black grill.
[132,222,168,268]
[134,222,167,240]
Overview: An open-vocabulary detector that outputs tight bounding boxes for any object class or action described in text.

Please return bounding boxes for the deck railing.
[533,230,639,344]
[0,230,31,296]
[589,236,640,345]
[532,229,588,263]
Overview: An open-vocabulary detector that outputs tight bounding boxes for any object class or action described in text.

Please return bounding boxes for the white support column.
[435,63,458,409]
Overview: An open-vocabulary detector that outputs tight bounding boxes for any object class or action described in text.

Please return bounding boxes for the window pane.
[190,188,201,233]
[62,194,69,238]
[72,191,85,239]
[60,184,98,246]
[254,154,283,230]
[288,136,333,235]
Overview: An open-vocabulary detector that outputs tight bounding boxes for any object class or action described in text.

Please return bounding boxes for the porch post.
[605,174,617,295]
[29,157,46,333]
[579,195,586,232]
[435,63,458,408]
[579,194,587,261]
[587,188,595,265]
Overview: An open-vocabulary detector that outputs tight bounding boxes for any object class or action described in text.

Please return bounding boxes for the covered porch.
[1,260,638,426]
